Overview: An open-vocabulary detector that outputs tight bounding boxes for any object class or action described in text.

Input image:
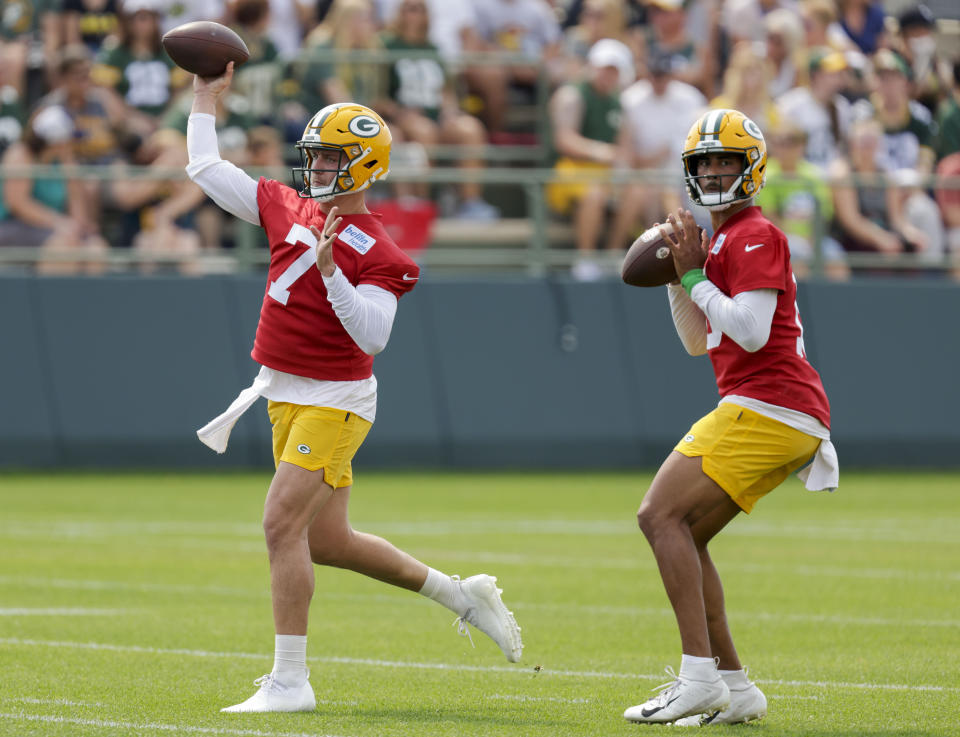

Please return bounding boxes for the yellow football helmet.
[292,103,391,201]
[681,108,767,210]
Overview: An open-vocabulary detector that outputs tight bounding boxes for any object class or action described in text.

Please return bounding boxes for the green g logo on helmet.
[292,103,392,201]
[348,115,381,137]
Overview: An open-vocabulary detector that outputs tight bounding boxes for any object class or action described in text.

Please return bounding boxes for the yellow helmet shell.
[294,103,392,200]
[681,108,767,210]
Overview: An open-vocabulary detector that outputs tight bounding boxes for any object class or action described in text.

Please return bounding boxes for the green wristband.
[681,268,708,296]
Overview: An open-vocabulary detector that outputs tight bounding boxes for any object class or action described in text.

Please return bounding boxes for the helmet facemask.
[292,142,372,201]
[681,109,767,211]
[682,146,763,211]
[291,103,391,202]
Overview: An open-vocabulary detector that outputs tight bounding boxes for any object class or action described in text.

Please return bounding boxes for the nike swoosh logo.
[402,273,418,281]
[640,694,681,718]
[744,243,766,252]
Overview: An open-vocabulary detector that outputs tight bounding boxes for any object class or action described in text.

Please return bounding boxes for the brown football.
[621,222,679,287]
[162,21,250,78]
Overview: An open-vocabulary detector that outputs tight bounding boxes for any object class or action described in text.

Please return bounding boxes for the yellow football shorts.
[674,403,821,513]
[267,401,372,489]
[545,157,611,215]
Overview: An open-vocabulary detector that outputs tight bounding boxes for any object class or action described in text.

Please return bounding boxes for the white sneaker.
[455,574,523,663]
[221,673,316,713]
[623,667,730,724]
[673,670,767,725]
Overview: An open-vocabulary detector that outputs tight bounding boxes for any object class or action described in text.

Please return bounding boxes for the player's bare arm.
[663,209,708,277]
[310,206,342,278]
[191,61,234,115]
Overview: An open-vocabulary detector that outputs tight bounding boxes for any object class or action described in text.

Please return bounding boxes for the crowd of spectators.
[0,0,957,278]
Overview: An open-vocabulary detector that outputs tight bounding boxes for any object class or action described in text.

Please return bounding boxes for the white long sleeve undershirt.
[665,280,838,492]
[185,111,397,356]
[667,282,778,355]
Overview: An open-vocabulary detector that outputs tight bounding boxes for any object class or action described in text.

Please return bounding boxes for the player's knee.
[309,527,353,566]
[261,508,298,552]
[636,502,660,540]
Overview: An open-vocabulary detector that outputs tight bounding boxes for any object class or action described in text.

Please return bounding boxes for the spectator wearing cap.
[836,0,887,56]
[775,47,853,171]
[545,38,641,280]
[0,105,109,274]
[896,3,950,116]
[618,48,706,232]
[854,48,936,176]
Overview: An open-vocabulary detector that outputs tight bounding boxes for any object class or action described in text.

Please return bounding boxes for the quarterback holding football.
[623,109,839,726]
[187,63,522,713]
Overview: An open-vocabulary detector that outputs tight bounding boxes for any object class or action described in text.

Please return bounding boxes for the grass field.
[1,470,958,737]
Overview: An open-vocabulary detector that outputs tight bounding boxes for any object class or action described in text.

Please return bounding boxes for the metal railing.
[1,163,958,280]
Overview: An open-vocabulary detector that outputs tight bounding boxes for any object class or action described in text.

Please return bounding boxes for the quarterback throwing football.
[623,109,838,726]
[187,63,522,713]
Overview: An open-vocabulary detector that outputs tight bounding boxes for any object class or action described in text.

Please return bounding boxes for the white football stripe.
[0,575,954,627]
[487,694,590,704]
[0,712,348,737]
[0,608,126,616]
[0,637,954,694]
[3,517,956,544]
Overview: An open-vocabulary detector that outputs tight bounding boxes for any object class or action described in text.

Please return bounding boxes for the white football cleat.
[673,670,767,725]
[623,667,730,724]
[221,673,316,713]
[455,574,523,663]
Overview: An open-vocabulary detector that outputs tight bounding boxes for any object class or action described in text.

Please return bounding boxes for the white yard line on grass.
[15,698,107,707]
[2,518,957,545]
[488,694,590,704]
[511,602,960,629]
[1,638,956,694]
[0,608,127,616]
[2,574,955,627]
[0,712,349,737]
[768,695,821,700]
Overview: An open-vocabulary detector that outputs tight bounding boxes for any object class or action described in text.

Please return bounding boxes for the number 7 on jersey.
[268,223,318,306]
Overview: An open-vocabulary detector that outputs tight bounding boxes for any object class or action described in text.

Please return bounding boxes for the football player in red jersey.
[185,63,522,713]
[623,109,839,726]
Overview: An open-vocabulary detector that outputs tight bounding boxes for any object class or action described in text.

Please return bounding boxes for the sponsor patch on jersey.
[710,233,726,255]
[338,224,377,255]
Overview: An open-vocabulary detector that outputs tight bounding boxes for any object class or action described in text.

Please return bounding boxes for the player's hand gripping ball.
[162,21,250,78]
[620,222,680,287]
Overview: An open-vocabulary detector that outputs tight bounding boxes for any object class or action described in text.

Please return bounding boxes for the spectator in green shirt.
[378,0,498,220]
[92,0,181,120]
[758,123,849,281]
[935,60,960,161]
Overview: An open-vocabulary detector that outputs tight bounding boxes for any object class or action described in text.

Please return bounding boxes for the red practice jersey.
[703,206,831,427]
[251,178,419,381]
